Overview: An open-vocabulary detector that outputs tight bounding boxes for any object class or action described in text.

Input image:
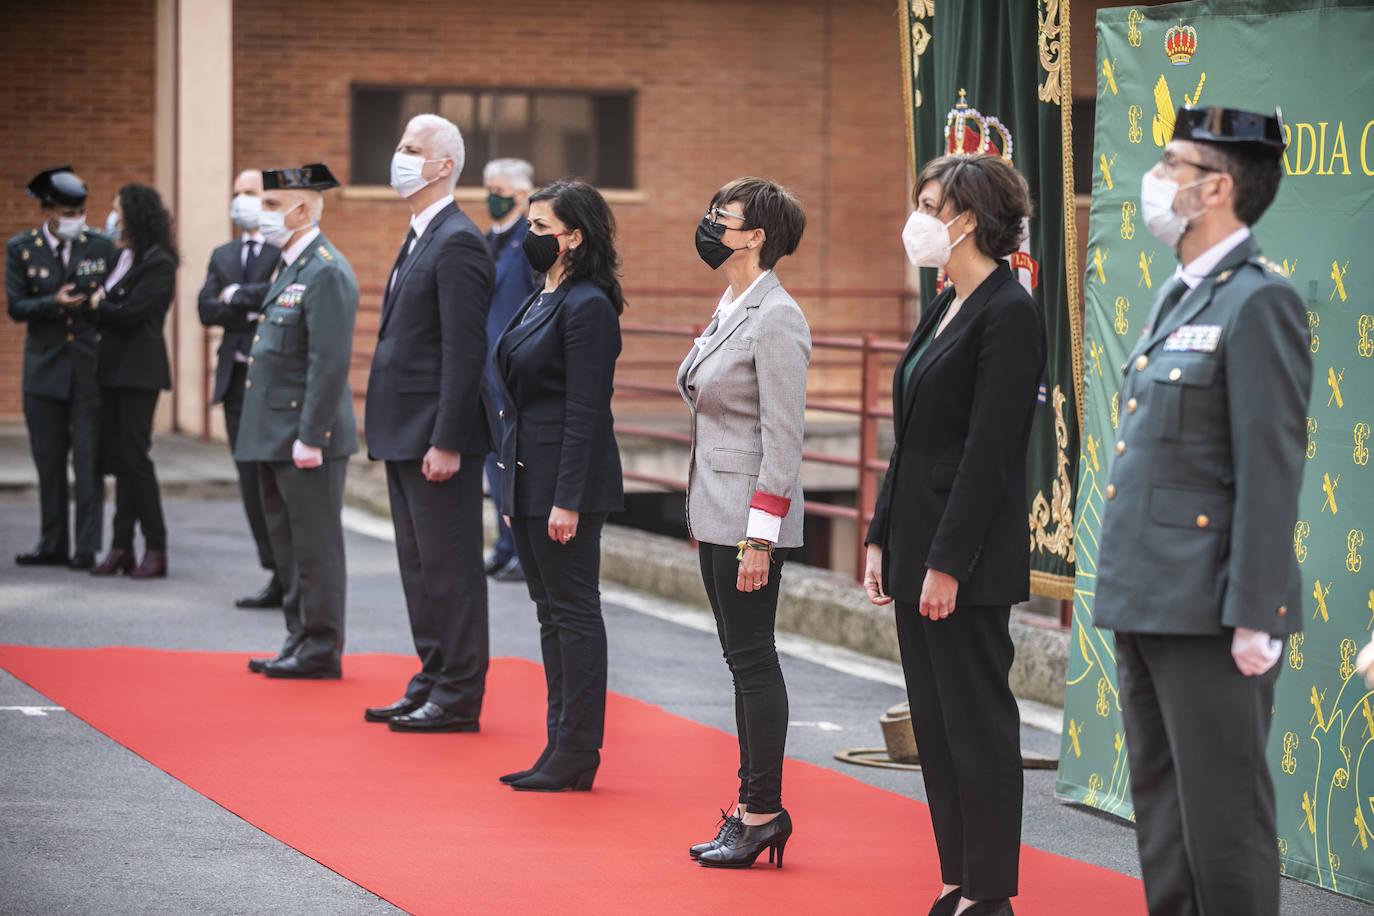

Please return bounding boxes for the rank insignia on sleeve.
[275,283,307,308]
[1163,324,1222,352]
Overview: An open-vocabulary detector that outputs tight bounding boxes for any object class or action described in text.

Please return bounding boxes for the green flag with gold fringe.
[898,0,1083,599]
[1059,0,1374,903]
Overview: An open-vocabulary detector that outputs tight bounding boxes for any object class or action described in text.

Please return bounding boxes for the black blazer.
[196,236,280,404]
[493,278,624,518]
[866,261,1046,606]
[365,201,496,460]
[94,247,176,391]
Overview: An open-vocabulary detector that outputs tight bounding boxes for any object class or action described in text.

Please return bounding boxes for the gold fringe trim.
[898,0,917,186]
[1060,0,1085,432]
[1030,568,1075,601]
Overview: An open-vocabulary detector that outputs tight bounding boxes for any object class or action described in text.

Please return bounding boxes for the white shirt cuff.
[746,508,782,543]
[220,283,241,303]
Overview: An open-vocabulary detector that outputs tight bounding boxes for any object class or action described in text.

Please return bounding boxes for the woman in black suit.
[493,180,624,791]
[89,184,177,578]
[863,154,1045,916]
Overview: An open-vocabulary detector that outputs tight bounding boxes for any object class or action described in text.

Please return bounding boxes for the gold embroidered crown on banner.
[1165,23,1198,65]
[944,89,1014,161]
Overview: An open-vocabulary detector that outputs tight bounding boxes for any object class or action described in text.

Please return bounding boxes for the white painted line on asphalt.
[335,511,1065,737]
[789,720,844,731]
[0,706,65,716]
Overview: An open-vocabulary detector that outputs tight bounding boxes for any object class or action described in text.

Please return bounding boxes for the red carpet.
[0,646,1142,915]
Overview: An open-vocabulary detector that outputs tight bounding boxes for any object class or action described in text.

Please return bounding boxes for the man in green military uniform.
[1094,107,1311,916]
[6,167,115,569]
[232,163,358,679]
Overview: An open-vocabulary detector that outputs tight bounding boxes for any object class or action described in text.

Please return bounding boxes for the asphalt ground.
[0,495,1363,915]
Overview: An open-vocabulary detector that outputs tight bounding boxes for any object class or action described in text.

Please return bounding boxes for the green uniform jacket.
[6,227,115,399]
[233,231,359,463]
[1094,235,1311,637]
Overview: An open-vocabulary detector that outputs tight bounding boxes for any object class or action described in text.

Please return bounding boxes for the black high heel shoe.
[688,808,742,859]
[697,809,792,868]
[928,888,961,916]
[499,745,555,785]
[959,899,1013,916]
[509,749,599,791]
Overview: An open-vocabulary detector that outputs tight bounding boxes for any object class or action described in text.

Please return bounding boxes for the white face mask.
[1140,170,1210,249]
[55,215,85,241]
[105,210,120,237]
[230,193,262,230]
[389,152,442,198]
[257,206,298,248]
[901,210,967,268]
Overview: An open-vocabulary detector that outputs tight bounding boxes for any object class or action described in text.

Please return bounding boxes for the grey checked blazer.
[676,272,811,548]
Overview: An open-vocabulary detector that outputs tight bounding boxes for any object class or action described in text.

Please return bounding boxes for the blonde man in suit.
[680,177,810,870]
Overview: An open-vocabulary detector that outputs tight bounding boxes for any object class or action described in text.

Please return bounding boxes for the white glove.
[292,438,323,469]
[1232,626,1282,676]
[1356,638,1374,689]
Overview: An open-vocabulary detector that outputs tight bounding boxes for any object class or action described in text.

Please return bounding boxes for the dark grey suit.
[197,235,281,573]
[364,200,494,717]
[1095,235,1311,916]
[235,231,359,672]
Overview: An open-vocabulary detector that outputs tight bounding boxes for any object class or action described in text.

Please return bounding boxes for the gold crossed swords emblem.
[1313,579,1332,622]
[1332,260,1349,302]
[1138,251,1153,289]
[1099,153,1117,191]
[1322,472,1340,514]
[1328,367,1344,408]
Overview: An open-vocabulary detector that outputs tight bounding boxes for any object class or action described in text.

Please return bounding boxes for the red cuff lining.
[749,491,790,516]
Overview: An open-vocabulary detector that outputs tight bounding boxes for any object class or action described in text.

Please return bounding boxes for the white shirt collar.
[280,226,322,266]
[1174,227,1251,289]
[410,195,453,240]
[42,224,63,250]
[241,230,265,246]
[714,270,772,323]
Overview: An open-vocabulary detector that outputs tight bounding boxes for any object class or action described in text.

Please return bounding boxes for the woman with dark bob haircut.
[89,183,178,578]
[681,177,810,869]
[863,154,1045,916]
[492,180,625,791]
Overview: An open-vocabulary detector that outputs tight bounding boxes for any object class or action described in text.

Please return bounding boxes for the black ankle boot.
[688,808,742,859]
[499,745,555,785]
[509,749,599,792]
[959,899,1013,916]
[697,809,792,868]
[928,889,961,916]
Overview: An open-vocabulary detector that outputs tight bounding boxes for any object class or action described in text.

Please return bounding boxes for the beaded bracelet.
[735,538,775,561]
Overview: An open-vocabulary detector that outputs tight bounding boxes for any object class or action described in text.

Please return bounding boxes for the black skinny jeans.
[100,387,166,551]
[699,542,790,813]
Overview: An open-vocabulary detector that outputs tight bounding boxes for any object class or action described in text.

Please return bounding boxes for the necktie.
[243,240,258,277]
[55,239,67,268]
[386,228,417,300]
[1155,277,1189,327]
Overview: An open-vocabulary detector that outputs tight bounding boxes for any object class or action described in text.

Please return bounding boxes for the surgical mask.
[695,217,748,270]
[390,152,441,198]
[257,207,297,248]
[487,192,517,221]
[105,210,120,237]
[55,215,85,241]
[230,193,262,230]
[901,211,967,268]
[1140,171,1209,249]
[522,229,567,274]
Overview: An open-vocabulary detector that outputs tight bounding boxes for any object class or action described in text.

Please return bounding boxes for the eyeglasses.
[705,207,748,228]
[1159,150,1221,174]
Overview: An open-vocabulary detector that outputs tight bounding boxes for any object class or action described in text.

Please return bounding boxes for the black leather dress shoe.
[235,577,284,609]
[68,553,95,571]
[16,550,69,567]
[247,655,284,674]
[493,557,525,582]
[364,697,424,723]
[387,702,479,733]
[262,656,341,680]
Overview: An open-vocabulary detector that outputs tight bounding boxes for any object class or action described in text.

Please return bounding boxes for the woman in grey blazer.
[679,177,810,869]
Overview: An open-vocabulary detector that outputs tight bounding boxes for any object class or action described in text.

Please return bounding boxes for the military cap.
[262,163,341,192]
[26,166,88,207]
[1173,106,1286,160]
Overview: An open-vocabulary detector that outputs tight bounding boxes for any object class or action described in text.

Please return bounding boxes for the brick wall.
[0,1,158,418]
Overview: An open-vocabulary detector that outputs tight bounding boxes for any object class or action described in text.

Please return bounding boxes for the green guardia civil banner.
[1058,0,1374,902]
[898,0,1083,599]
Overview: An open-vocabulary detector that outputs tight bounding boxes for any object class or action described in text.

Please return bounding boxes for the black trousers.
[1116,632,1281,916]
[894,601,1022,900]
[699,542,790,814]
[386,457,489,717]
[99,387,166,552]
[222,362,276,572]
[258,457,347,670]
[511,513,608,752]
[23,389,102,556]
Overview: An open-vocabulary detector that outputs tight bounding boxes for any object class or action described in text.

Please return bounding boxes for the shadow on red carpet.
[0,646,1143,915]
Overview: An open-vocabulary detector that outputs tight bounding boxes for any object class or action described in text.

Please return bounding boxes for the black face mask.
[522,229,564,274]
[695,217,746,270]
[487,192,516,221]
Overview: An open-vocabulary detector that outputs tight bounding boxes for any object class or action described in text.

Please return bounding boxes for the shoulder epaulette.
[317,245,333,261]
[1252,255,1290,277]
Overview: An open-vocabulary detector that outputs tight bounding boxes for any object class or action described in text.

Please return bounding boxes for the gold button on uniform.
[1196,514,1209,528]
[65,333,74,342]
[247,357,253,365]
[253,335,260,343]
[324,431,331,439]
[1136,355,1149,371]
[1277,605,1288,617]
[244,380,252,389]
[1169,368,1182,381]
[1105,484,1117,500]
[1126,398,1138,413]
[290,400,298,408]
[1115,441,1125,456]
